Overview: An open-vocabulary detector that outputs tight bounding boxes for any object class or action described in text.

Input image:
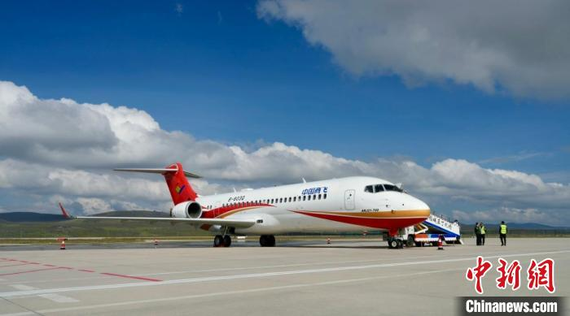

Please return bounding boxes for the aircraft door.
[344,189,355,210]
[214,201,223,217]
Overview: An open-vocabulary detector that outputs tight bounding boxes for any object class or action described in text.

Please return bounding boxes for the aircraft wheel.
[267,235,276,247]
[259,235,267,247]
[388,238,398,249]
[214,235,224,247]
[260,235,276,247]
[223,235,232,247]
[396,239,403,249]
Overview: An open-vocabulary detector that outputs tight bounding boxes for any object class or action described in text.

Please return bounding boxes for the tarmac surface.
[0,237,568,316]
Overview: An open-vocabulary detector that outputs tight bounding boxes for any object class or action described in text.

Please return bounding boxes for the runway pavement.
[0,237,568,315]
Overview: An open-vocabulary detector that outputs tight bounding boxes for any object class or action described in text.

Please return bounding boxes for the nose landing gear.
[387,237,404,249]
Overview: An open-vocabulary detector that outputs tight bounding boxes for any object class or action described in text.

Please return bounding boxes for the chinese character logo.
[496,258,521,290]
[527,258,555,293]
[466,257,556,294]
[466,256,493,294]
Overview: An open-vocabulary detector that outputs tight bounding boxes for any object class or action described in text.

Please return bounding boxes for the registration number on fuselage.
[361,208,380,213]
[228,196,246,202]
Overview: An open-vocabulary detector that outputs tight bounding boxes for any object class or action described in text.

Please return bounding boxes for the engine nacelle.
[170,201,202,219]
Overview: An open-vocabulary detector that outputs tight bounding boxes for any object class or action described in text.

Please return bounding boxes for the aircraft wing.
[58,203,256,228]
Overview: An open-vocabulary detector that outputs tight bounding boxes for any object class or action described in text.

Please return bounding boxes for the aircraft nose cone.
[409,196,430,216]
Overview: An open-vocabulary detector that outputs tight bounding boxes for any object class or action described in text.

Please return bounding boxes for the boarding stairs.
[411,213,462,246]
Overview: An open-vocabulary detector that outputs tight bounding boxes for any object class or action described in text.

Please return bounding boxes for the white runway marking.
[0,249,567,299]
[9,285,37,291]
[0,267,465,316]
[0,248,544,286]
[38,293,79,303]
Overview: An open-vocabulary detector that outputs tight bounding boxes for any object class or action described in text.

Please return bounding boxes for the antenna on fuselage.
[302,178,306,183]
[233,187,237,193]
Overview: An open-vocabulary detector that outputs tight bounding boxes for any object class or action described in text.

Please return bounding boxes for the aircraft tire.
[223,235,232,247]
[267,235,276,247]
[260,235,276,247]
[214,235,224,247]
[396,240,403,248]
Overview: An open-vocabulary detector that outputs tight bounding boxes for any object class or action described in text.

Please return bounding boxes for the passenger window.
[293,197,296,202]
[313,195,316,200]
[288,197,292,203]
[365,185,373,193]
[323,194,327,199]
[318,194,322,200]
[279,198,283,203]
[303,196,306,201]
[374,184,384,192]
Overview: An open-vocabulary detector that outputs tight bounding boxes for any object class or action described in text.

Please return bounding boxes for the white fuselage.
[195,176,430,235]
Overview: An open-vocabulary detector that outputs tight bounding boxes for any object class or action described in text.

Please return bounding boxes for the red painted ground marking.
[58,267,74,270]
[28,262,40,265]
[100,273,162,282]
[0,263,32,268]
[0,267,63,277]
[77,269,95,273]
[43,264,57,267]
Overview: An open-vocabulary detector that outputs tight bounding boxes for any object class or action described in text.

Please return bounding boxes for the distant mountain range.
[458,222,569,230]
[0,211,169,222]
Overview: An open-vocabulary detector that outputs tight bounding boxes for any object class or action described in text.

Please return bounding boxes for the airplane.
[60,162,431,248]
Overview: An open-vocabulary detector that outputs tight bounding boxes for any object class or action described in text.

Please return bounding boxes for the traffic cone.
[327,237,331,244]
[437,235,444,250]
[60,240,66,250]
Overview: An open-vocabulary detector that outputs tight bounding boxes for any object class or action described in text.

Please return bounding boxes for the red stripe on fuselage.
[293,210,427,229]
[201,203,271,219]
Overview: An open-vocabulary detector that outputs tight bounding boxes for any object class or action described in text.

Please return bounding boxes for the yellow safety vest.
[480,226,486,234]
[500,224,507,234]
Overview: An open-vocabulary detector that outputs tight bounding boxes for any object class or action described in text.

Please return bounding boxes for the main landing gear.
[259,235,276,247]
[213,235,232,247]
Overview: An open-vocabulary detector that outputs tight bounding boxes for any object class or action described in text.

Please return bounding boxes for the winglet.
[59,203,73,219]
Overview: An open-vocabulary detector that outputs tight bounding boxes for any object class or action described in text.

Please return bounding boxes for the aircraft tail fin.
[114,162,199,204]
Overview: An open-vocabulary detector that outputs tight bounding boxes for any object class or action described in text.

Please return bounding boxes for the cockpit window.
[365,183,402,193]
[384,184,403,192]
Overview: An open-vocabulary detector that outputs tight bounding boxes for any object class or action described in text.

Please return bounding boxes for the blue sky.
[0,1,569,224]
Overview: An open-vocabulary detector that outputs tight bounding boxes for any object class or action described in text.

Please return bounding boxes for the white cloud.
[0,80,568,220]
[452,207,566,226]
[257,0,570,99]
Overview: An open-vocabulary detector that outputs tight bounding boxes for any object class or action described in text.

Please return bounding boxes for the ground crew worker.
[474,222,481,246]
[480,223,486,245]
[500,221,507,246]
